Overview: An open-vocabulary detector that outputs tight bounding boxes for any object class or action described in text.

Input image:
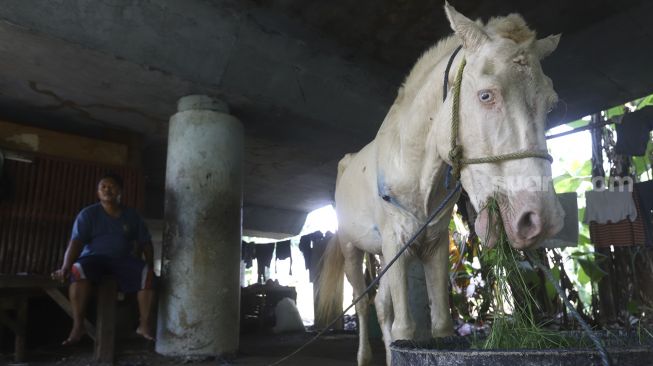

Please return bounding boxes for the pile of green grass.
[475,196,591,350]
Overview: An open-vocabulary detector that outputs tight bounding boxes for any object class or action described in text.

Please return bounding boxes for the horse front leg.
[422,234,454,337]
[342,245,372,366]
[381,230,415,341]
[374,274,394,366]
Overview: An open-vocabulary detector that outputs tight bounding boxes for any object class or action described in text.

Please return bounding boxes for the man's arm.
[52,238,84,282]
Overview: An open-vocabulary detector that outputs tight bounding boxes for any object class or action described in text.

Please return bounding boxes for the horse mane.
[396,36,460,106]
[398,13,536,106]
[486,14,536,44]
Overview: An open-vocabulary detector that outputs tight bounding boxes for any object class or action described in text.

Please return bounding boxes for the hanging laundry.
[540,192,578,248]
[256,243,275,283]
[298,234,312,270]
[275,240,292,275]
[614,107,653,156]
[589,190,647,247]
[635,180,653,247]
[241,241,256,269]
[584,190,637,224]
[299,230,324,279]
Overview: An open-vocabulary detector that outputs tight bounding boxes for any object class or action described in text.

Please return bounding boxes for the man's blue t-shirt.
[71,203,151,259]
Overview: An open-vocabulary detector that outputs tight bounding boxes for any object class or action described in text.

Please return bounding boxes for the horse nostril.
[516,211,542,240]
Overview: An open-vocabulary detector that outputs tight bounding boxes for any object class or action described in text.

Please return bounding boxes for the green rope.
[448,58,553,180]
[462,151,553,165]
[449,58,466,180]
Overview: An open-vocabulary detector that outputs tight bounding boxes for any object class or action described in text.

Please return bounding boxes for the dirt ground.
[1,331,387,366]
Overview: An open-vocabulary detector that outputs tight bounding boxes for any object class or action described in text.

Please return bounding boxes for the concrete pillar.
[156,95,243,357]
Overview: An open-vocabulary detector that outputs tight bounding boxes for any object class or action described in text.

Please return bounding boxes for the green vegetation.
[447,92,653,349]
[474,197,591,349]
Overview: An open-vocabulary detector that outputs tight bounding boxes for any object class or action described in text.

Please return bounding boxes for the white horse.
[316,3,564,365]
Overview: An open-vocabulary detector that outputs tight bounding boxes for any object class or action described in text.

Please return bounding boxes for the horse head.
[439,3,564,249]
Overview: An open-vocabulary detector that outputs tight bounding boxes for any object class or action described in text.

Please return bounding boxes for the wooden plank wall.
[0,120,129,166]
[0,154,143,275]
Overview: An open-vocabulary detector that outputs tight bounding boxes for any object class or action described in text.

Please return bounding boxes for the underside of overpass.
[0,0,651,237]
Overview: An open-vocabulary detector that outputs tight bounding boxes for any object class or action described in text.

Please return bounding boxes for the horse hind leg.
[374,274,394,366]
[343,246,372,366]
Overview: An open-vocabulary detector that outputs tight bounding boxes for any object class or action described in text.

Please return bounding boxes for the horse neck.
[377,40,461,212]
[398,59,455,198]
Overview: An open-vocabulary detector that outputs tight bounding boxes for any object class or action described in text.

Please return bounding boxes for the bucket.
[390,331,653,366]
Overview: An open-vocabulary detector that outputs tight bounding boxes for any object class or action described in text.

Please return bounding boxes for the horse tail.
[314,235,345,328]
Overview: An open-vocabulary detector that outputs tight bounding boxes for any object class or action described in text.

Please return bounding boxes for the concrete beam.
[0,0,397,139]
[544,0,653,126]
[243,205,308,238]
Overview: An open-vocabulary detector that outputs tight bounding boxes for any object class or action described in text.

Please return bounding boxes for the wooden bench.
[0,274,118,364]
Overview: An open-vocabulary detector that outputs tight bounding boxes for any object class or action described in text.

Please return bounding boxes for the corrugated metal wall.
[0,155,143,275]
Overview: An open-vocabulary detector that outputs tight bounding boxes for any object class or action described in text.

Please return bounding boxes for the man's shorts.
[70,255,155,293]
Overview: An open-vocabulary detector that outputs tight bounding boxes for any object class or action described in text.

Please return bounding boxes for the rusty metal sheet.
[0,155,143,275]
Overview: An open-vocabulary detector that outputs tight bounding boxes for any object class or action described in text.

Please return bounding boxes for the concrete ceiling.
[0,0,651,237]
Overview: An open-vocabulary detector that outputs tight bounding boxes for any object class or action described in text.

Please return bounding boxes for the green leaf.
[627,300,641,315]
[605,105,625,119]
[633,156,649,176]
[554,176,582,193]
[566,119,587,129]
[577,265,591,286]
[578,232,590,246]
[577,258,607,282]
[553,172,572,183]
[544,278,556,300]
[544,266,561,301]
[569,250,594,258]
[568,160,584,176]
[635,95,653,109]
[575,160,592,177]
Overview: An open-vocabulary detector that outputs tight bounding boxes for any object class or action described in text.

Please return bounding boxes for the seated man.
[52,173,155,345]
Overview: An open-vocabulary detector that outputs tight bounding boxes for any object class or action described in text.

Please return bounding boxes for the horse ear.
[533,34,561,59]
[444,2,489,51]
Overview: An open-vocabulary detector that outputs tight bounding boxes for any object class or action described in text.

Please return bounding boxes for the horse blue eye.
[478,90,494,103]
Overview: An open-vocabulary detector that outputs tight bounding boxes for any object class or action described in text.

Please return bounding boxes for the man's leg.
[136,288,155,340]
[65,279,91,345]
[114,257,156,341]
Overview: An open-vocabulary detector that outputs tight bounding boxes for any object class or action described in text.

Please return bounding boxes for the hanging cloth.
[614,107,653,156]
[635,181,653,247]
[584,190,637,224]
[255,243,275,283]
[241,241,256,268]
[298,234,312,270]
[589,190,647,247]
[275,240,292,275]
